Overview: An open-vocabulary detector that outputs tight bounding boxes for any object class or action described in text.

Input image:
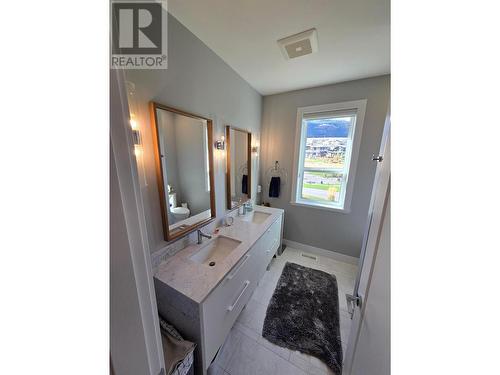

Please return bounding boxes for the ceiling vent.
[278,28,318,60]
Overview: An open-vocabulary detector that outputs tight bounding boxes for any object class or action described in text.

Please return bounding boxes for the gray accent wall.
[125,14,262,253]
[260,75,390,258]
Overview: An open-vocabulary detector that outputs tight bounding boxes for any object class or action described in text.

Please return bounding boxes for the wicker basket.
[159,317,195,375]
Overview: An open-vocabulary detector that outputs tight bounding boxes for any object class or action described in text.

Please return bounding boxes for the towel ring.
[265,161,287,188]
[238,163,248,177]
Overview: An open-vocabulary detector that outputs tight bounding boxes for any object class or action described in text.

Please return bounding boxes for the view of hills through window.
[301,116,354,204]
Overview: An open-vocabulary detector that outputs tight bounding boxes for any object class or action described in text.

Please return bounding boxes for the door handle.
[372,154,383,162]
[346,293,362,319]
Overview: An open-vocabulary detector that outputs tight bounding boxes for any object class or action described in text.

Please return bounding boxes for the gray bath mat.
[262,262,342,374]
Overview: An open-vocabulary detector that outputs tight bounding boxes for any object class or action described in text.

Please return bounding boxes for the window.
[291,100,366,212]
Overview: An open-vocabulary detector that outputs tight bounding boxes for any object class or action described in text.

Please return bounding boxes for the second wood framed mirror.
[225,125,252,209]
[150,102,216,242]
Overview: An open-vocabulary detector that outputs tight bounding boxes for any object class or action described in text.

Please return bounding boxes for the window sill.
[290,200,351,214]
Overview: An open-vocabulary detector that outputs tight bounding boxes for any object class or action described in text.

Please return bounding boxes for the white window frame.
[291,99,367,213]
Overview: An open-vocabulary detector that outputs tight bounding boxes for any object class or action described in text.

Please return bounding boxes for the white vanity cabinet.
[201,215,282,371]
[201,241,259,369]
[154,209,283,375]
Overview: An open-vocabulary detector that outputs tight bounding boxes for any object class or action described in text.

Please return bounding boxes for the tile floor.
[207,246,358,375]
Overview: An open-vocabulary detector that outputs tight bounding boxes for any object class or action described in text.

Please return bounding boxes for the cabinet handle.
[227,254,250,280]
[227,280,250,312]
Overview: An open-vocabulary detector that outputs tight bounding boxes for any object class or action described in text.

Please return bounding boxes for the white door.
[343,114,391,375]
[110,67,165,375]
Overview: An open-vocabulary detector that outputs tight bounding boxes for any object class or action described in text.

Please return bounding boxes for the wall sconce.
[214,135,225,150]
[133,144,142,157]
[130,117,142,157]
[130,118,138,130]
[252,140,259,154]
[130,118,141,146]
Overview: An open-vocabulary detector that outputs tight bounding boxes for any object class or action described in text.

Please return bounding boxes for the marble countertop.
[154,205,284,304]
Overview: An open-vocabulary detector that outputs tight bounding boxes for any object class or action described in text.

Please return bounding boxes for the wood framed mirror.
[225,125,252,209]
[150,102,216,242]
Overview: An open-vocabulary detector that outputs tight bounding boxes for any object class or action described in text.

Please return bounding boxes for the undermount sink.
[239,211,271,224]
[190,236,241,266]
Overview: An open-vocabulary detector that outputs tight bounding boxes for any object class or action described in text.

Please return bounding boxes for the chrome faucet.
[197,229,212,244]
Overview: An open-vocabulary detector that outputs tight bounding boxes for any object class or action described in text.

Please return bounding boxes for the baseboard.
[282,239,359,265]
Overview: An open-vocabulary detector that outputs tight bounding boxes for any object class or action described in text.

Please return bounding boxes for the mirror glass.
[151,103,215,241]
[226,126,251,209]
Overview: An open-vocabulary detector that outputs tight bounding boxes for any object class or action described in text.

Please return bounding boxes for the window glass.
[297,113,356,209]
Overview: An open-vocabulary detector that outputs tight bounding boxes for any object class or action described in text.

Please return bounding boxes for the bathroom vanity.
[154,205,284,375]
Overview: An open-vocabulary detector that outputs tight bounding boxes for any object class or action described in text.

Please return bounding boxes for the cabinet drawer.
[249,218,282,281]
[263,219,281,263]
[201,250,257,369]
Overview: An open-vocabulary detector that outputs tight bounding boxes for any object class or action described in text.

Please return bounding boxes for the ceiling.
[169,0,390,95]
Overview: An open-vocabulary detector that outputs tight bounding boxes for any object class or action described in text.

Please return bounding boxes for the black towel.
[269,176,281,198]
[241,174,248,194]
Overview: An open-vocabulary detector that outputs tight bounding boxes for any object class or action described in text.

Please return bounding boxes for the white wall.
[260,75,390,257]
[125,13,262,254]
